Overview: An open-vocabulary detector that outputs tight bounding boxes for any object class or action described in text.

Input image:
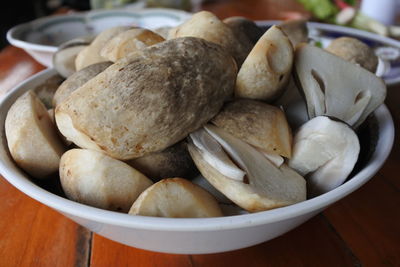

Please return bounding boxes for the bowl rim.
[0,68,394,231]
[6,8,191,53]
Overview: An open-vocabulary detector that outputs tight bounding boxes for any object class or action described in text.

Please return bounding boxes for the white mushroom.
[100,28,165,62]
[75,26,131,71]
[129,178,223,218]
[288,116,360,196]
[53,36,94,78]
[5,91,66,179]
[60,148,153,212]
[235,25,293,101]
[188,125,306,212]
[189,129,246,182]
[294,43,386,128]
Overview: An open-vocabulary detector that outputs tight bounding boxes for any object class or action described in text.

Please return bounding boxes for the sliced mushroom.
[53,36,94,78]
[189,129,246,181]
[60,149,153,212]
[129,178,223,218]
[53,61,112,107]
[294,43,386,128]
[223,16,264,45]
[235,25,293,101]
[5,91,66,179]
[188,125,306,212]
[288,116,360,196]
[75,26,131,71]
[100,28,165,62]
[126,141,198,181]
[278,19,308,47]
[211,99,292,158]
[168,11,250,66]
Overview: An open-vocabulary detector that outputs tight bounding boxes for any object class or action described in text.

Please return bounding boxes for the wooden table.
[1,1,400,266]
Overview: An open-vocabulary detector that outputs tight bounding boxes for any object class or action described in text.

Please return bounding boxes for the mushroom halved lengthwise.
[5,91,66,179]
[188,125,306,212]
[129,178,223,218]
[211,99,292,158]
[235,25,294,101]
[60,148,153,212]
[294,43,386,129]
[288,116,360,196]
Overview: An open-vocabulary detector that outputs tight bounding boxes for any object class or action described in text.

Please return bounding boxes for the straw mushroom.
[168,11,251,66]
[211,99,292,159]
[129,178,223,218]
[288,116,360,196]
[100,28,165,62]
[55,37,237,160]
[126,141,198,181]
[188,125,306,212]
[53,61,112,107]
[326,37,378,73]
[75,26,131,71]
[278,19,308,47]
[223,16,264,45]
[5,91,66,179]
[235,25,293,101]
[53,35,94,78]
[60,149,153,212]
[294,43,386,128]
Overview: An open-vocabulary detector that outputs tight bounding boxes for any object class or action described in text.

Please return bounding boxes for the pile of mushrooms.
[5,11,386,218]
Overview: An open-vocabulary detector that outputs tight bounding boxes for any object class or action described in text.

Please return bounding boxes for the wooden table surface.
[1,0,400,266]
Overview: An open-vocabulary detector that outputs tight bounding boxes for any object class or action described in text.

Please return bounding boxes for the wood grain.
[0,46,44,95]
[90,235,192,267]
[0,0,399,266]
[324,175,400,266]
[89,215,359,267]
[0,178,91,267]
[202,0,310,20]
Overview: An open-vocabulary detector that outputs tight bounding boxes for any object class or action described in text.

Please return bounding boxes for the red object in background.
[335,0,360,10]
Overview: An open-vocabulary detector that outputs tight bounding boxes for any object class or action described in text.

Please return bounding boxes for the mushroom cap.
[56,37,237,160]
[100,28,165,62]
[60,148,153,212]
[211,99,292,158]
[326,37,378,73]
[126,141,198,181]
[5,91,66,179]
[53,61,112,107]
[235,25,293,101]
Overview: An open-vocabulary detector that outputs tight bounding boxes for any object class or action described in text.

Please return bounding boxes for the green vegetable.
[350,12,389,36]
[297,0,339,20]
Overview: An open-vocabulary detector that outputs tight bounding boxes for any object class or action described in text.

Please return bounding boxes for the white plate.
[7,8,191,67]
[257,21,400,86]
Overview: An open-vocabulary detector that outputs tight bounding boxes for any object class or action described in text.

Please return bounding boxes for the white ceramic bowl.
[6,8,190,67]
[0,69,394,254]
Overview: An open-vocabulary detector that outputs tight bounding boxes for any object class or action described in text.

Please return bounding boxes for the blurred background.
[2,0,400,49]
[0,0,91,48]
